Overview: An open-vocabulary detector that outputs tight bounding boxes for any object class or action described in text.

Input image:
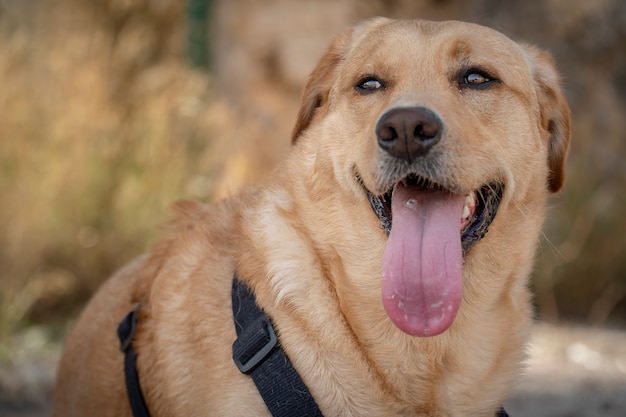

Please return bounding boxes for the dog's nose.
[376,107,443,162]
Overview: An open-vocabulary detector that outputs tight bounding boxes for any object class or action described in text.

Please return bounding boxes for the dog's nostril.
[376,106,443,162]
[379,125,398,142]
[415,122,438,140]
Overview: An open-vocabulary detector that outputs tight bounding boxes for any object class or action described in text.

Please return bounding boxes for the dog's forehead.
[346,19,525,70]
[335,19,534,94]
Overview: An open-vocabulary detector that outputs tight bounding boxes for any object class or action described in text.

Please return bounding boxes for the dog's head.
[291,18,571,337]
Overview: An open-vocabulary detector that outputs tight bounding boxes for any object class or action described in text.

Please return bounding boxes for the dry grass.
[0,0,225,349]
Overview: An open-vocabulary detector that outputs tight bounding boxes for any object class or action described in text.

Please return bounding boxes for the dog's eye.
[461,69,497,88]
[355,77,384,94]
[466,73,490,84]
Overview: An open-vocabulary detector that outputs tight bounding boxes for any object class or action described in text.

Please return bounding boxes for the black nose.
[376,107,443,162]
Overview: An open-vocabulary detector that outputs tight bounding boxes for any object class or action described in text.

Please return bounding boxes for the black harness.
[117,277,509,417]
[231,278,324,416]
[117,308,150,417]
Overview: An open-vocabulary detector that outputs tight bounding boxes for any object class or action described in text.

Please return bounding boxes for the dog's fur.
[53,18,571,417]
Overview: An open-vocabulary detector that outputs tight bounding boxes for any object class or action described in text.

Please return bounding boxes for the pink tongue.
[382,184,465,337]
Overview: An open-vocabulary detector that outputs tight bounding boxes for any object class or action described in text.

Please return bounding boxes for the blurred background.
[0,0,625,415]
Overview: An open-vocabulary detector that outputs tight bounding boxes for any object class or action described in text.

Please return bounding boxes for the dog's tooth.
[462,204,470,220]
[462,191,476,221]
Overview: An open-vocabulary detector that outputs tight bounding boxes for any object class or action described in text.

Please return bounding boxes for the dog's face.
[291,19,570,337]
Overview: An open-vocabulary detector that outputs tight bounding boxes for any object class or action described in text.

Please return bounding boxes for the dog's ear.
[291,28,354,143]
[524,45,572,193]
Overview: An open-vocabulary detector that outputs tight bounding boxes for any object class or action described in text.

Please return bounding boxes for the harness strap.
[231,277,324,417]
[117,308,151,417]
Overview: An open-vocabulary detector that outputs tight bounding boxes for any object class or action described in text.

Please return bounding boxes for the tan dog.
[53,18,570,417]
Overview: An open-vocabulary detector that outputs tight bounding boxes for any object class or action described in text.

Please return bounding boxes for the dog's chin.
[361,173,503,255]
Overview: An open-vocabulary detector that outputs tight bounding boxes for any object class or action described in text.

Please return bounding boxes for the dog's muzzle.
[360,105,503,337]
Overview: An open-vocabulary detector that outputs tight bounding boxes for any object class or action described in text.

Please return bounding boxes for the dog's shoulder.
[129,192,257,303]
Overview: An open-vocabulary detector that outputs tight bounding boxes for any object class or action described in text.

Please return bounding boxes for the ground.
[1,322,625,417]
[506,323,626,416]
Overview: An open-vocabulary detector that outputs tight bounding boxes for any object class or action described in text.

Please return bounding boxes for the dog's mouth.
[361,172,503,337]
[366,175,503,254]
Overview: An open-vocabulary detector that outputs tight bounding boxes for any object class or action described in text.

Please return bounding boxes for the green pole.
[186,0,213,70]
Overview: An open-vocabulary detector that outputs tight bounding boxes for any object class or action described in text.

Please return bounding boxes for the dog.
[53,18,571,417]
